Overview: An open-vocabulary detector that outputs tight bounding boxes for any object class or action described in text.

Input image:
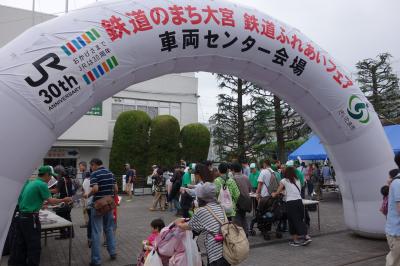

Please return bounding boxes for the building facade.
[1,5,199,169]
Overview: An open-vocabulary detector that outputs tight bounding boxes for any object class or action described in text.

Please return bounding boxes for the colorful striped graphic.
[82,56,119,85]
[61,28,101,56]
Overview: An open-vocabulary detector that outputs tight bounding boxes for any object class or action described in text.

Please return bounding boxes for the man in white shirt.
[82,171,93,247]
[79,161,91,228]
[256,159,273,199]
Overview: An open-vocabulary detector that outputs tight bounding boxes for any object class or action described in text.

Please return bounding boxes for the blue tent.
[288,125,400,160]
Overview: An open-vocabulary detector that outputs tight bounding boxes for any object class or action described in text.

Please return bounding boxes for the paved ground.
[1,191,388,266]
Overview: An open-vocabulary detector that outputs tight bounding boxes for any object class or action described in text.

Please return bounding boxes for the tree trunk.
[371,67,379,112]
[274,95,285,162]
[237,78,245,162]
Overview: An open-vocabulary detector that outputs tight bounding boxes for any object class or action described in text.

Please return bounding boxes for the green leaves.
[109,110,151,179]
[356,52,400,120]
[180,123,211,163]
[148,115,180,169]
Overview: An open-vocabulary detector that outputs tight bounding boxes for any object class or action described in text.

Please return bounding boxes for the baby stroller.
[140,222,202,266]
[249,196,286,240]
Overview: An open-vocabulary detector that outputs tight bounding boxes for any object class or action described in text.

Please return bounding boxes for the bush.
[148,115,180,169]
[180,123,211,162]
[109,110,151,181]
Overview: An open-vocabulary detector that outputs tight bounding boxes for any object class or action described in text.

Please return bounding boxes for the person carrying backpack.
[255,159,279,200]
[231,163,252,236]
[176,182,249,266]
[214,163,240,221]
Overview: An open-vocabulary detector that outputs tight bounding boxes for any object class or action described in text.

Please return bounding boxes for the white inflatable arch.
[0,0,395,247]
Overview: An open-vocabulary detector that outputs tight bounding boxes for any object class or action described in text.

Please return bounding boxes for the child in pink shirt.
[137,218,165,265]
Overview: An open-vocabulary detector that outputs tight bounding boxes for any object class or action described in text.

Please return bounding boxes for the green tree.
[180,123,211,162]
[270,95,310,162]
[148,115,180,168]
[211,75,272,161]
[109,110,151,179]
[252,139,307,160]
[250,88,310,162]
[356,53,400,119]
[211,73,310,162]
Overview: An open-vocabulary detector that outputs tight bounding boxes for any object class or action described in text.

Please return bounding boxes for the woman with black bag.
[168,170,183,216]
[272,165,311,247]
[52,166,76,239]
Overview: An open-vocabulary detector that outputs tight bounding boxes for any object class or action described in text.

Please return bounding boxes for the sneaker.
[289,240,302,247]
[302,236,312,245]
[110,254,117,260]
[126,199,132,202]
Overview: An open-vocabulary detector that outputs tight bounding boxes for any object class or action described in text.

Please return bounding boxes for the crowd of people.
[146,159,335,217]
[135,158,317,265]
[15,152,400,266]
[6,158,119,266]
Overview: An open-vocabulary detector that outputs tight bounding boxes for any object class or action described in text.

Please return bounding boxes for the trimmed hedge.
[109,110,151,179]
[180,123,211,162]
[148,115,180,169]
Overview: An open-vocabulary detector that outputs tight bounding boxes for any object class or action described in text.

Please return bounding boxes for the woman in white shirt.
[272,166,311,247]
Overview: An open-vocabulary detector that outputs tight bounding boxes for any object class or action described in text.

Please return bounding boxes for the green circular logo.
[347,95,370,124]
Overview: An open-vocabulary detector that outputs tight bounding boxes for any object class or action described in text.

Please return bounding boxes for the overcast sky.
[1,0,399,122]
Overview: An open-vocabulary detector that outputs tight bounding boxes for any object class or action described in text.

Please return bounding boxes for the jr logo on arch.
[24,53,81,109]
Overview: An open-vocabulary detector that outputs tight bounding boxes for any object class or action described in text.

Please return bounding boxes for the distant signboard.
[86,103,102,116]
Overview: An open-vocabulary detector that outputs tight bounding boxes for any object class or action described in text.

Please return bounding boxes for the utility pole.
[65,0,69,13]
[32,0,35,25]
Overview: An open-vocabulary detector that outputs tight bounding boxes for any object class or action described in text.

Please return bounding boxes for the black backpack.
[235,177,252,212]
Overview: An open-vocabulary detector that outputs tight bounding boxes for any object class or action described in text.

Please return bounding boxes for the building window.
[111,103,124,120]
[111,98,181,122]
[148,107,158,119]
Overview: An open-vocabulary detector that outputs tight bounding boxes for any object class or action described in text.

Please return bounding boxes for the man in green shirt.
[214,163,240,218]
[12,166,72,266]
[180,163,196,218]
[181,163,196,188]
[293,160,306,199]
[248,163,260,192]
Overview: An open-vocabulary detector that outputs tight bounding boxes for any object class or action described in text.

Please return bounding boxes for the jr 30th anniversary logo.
[23,28,118,112]
[24,52,81,111]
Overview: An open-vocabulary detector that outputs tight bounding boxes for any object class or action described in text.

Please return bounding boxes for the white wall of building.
[0,5,55,47]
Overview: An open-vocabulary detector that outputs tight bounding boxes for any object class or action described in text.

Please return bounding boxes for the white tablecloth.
[39,210,73,230]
